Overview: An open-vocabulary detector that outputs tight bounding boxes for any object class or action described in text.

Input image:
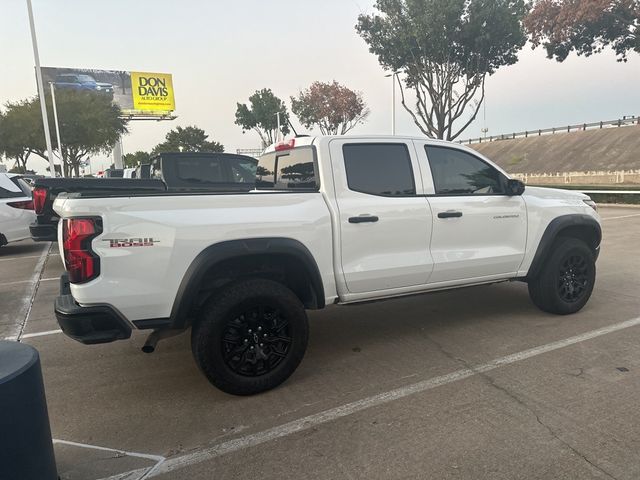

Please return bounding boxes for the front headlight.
[583,199,597,211]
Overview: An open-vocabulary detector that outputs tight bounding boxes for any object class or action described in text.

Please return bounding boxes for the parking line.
[4,245,51,341]
[53,439,165,480]
[20,329,62,339]
[602,213,640,221]
[0,277,57,288]
[101,315,640,479]
[0,253,46,262]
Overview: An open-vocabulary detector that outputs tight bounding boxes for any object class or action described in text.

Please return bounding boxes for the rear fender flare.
[169,238,325,329]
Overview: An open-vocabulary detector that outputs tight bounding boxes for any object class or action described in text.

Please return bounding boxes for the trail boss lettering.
[103,238,159,248]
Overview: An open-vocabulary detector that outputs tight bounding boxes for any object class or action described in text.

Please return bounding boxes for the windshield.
[77,74,96,83]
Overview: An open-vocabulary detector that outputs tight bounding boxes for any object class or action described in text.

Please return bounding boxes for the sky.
[1,0,639,174]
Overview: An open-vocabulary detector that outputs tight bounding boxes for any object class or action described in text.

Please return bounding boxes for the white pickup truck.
[53,136,601,395]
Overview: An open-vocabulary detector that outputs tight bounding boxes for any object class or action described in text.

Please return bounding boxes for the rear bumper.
[30,217,58,242]
[55,274,132,345]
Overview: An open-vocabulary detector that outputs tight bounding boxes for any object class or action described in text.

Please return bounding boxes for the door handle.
[349,215,379,223]
[437,211,463,219]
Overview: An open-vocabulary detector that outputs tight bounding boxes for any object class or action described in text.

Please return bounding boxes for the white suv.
[0,173,36,246]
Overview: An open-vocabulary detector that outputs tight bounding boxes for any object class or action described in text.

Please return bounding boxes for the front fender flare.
[526,214,601,279]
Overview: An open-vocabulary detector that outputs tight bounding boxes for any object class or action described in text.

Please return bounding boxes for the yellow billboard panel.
[131,72,175,112]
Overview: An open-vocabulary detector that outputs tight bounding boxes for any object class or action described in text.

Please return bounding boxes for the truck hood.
[523,186,590,201]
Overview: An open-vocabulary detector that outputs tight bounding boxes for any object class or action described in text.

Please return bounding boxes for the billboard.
[40,67,175,116]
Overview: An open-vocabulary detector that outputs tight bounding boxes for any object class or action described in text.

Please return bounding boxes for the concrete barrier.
[0,341,58,480]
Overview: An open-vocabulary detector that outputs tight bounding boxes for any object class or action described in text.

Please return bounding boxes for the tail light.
[62,217,102,283]
[32,187,47,214]
[7,200,34,210]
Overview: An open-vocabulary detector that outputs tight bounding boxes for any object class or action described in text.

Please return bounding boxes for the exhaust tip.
[141,344,155,354]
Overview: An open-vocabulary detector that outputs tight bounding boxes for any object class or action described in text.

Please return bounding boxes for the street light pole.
[49,83,65,177]
[385,71,399,135]
[26,0,56,177]
[391,72,396,135]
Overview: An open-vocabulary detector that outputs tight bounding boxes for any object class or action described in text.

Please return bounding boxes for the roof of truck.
[263,135,477,153]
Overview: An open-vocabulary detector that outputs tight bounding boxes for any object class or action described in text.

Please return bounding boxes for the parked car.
[0,173,35,246]
[123,168,137,179]
[103,168,124,178]
[30,152,258,242]
[53,73,114,98]
[51,136,601,395]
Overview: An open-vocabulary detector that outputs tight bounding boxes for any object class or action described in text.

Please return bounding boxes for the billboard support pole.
[49,83,65,177]
[26,0,56,177]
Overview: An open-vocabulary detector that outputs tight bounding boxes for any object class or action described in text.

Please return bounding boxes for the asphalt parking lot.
[2,205,640,480]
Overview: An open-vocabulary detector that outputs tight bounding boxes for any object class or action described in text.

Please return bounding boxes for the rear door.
[415,142,527,283]
[330,140,434,294]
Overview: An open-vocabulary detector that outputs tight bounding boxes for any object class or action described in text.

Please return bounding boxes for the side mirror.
[506,179,525,196]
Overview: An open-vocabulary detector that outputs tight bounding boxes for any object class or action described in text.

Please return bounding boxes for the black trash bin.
[0,340,57,480]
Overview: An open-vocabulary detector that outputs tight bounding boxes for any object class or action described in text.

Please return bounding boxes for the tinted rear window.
[257,147,318,190]
[160,154,257,188]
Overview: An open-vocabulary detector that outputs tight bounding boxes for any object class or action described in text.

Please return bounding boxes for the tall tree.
[291,81,370,135]
[0,100,41,173]
[9,90,128,176]
[235,89,290,148]
[525,0,639,62]
[151,126,224,155]
[122,151,150,167]
[357,0,527,140]
[44,90,128,176]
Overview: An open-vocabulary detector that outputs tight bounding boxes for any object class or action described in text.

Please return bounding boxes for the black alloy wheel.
[557,254,590,303]
[192,278,309,395]
[528,237,596,315]
[221,305,292,377]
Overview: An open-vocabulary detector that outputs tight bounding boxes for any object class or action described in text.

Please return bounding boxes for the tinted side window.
[256,147,318,190]
[14,178,32,197]
[343,143,415,196]
[229,157,258,183]
[151,159,162,180]
[256,155,276,188]
[425,146,505,195]
[0,187,23,199]
[275,154,316,189]
[176,157,225,183]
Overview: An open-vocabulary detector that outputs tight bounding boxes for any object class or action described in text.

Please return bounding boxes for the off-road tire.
[191,278,309,395]
[528,237,596,315]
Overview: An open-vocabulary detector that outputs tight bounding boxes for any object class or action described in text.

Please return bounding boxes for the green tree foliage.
[1,91,128,176]
[151,126,224,155]
[0,100,41,173]
[235,89,290,148]
[291,81,370,135]
[356,0,527,140]
[525,0,639,62]
[122,151,151,168]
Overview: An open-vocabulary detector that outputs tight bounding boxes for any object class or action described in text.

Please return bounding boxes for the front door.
[417,143,527,284]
